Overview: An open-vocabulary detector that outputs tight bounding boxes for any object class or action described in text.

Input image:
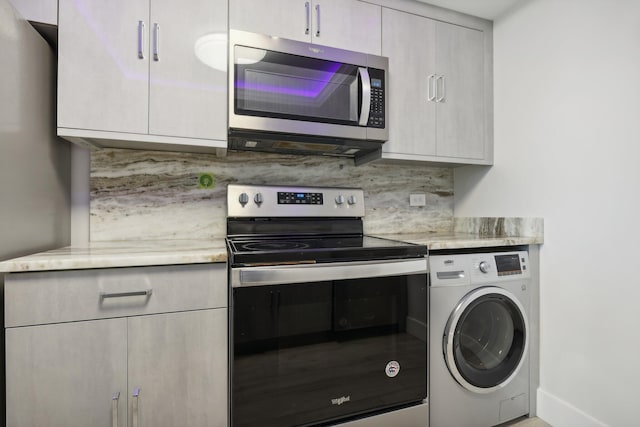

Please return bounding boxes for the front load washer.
[429,250,531,427]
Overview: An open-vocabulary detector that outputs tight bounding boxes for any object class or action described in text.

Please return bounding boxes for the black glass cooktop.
[227,235,426,266]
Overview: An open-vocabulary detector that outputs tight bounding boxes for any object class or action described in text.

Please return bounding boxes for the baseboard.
[536,388,607,427]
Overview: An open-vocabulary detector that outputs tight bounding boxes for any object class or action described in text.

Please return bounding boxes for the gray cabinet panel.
[57,0,228,151]
[148,0,227,140]
[382,7,436,157]
[230,0,381,55]
[5,264,229,427]
[6,319,128,427]
[379,6,492,166]
[436,22,485,159]
[230,0,308,42]
[128,310,228,427]
[58,0,149,134]
[5,264,227,327]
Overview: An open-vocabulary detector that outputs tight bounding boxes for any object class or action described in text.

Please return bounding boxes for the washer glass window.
[447,290,526,390]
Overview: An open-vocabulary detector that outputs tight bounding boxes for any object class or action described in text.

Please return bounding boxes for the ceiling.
[415,0,526,20]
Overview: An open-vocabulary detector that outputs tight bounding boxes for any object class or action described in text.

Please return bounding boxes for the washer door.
[444,286,528,394]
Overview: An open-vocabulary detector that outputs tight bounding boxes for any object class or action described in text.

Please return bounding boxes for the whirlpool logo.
[331,396,350,406]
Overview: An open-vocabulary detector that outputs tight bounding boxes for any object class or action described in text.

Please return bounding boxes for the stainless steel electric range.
[226,184,428,427]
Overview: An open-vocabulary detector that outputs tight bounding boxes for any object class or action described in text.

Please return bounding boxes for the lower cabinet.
[4,264,228,427]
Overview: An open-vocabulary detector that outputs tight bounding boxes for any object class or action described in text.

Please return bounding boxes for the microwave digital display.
[371,78,382,88]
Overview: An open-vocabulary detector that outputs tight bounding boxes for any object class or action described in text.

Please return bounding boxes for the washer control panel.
[430,251,530,287]
[470,251,529,283]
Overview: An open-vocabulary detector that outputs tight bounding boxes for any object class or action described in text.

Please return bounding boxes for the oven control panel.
[228,184,365,217]
[278,192,323,205]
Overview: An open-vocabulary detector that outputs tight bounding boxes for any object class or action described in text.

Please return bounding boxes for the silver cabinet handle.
[100,289,153,299]
[153,23,160,61]
[132,388,140,427]
[315,4,320,37]
[112,392,120,427]
[137,20,145,59]
[357,67,371,126]
[305,2,310,35]
[436,75,445,102]
[427,74,436,101]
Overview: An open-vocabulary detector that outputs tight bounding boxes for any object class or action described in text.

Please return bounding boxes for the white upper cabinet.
[58,0,150,135]
[435,22,485,160]
[380,7,492,165]
[148,0,227,140]
[229,0,381,55]
[381,8,437,158]
[57,0,227,152]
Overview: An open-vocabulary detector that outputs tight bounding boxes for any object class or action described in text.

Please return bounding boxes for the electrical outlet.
[409,193,426,207]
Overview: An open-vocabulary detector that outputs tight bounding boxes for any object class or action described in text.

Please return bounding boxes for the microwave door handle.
[357,67,371,126]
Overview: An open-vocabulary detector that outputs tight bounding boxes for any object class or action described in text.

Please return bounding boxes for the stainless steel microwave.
[228,30,389,164]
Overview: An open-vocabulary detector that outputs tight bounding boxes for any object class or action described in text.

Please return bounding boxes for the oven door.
[231,259,428,427]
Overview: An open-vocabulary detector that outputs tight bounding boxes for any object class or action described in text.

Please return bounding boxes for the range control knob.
[239,192,249,206]
[479,261,490,273]
[335,195,345,205]
[347,195,357,205]
[254,193,264,205]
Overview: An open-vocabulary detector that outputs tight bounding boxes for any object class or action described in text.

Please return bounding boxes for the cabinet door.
[312,0,381,55]
[58,0,149,134]
[6,319,128,427]
[229,0,310,42]
[127,309,228,427]
[148,0,227,140]
[381,8,436,157]
[435,22,485,159]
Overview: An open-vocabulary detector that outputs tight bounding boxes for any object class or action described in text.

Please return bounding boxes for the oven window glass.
[234,46,361,126]
[451,293,526,389]
[232,273,427,427]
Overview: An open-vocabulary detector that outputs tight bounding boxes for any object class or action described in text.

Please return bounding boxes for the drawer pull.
[100,289,153,299]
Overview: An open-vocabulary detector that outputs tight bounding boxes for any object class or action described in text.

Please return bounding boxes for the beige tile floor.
[503,416,552,427]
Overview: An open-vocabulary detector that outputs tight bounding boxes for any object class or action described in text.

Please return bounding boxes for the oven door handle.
[233,258,427,287]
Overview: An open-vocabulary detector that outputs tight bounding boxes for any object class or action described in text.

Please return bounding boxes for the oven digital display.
[278,192,323,205]
[495,254,522,276]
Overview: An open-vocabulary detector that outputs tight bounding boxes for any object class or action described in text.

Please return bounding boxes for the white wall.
[455,1,640,426]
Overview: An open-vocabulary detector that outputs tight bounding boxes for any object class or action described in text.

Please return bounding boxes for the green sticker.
[198,173,215,189]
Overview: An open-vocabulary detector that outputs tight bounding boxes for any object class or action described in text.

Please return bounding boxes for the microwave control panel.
[367,68,385,129]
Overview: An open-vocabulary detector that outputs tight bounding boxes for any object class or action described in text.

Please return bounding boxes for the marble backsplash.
[90,149,454,241]
[454,217,544,239]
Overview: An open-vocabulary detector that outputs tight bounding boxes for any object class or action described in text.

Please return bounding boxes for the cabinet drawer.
[5,264,227,327]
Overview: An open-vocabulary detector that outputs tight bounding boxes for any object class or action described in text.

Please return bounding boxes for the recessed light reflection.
[194,33,227,71]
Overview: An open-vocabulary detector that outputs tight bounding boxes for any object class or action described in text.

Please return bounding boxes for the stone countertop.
[0,239,228,273]
[373,232,543,251]
[0,221,543,273]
